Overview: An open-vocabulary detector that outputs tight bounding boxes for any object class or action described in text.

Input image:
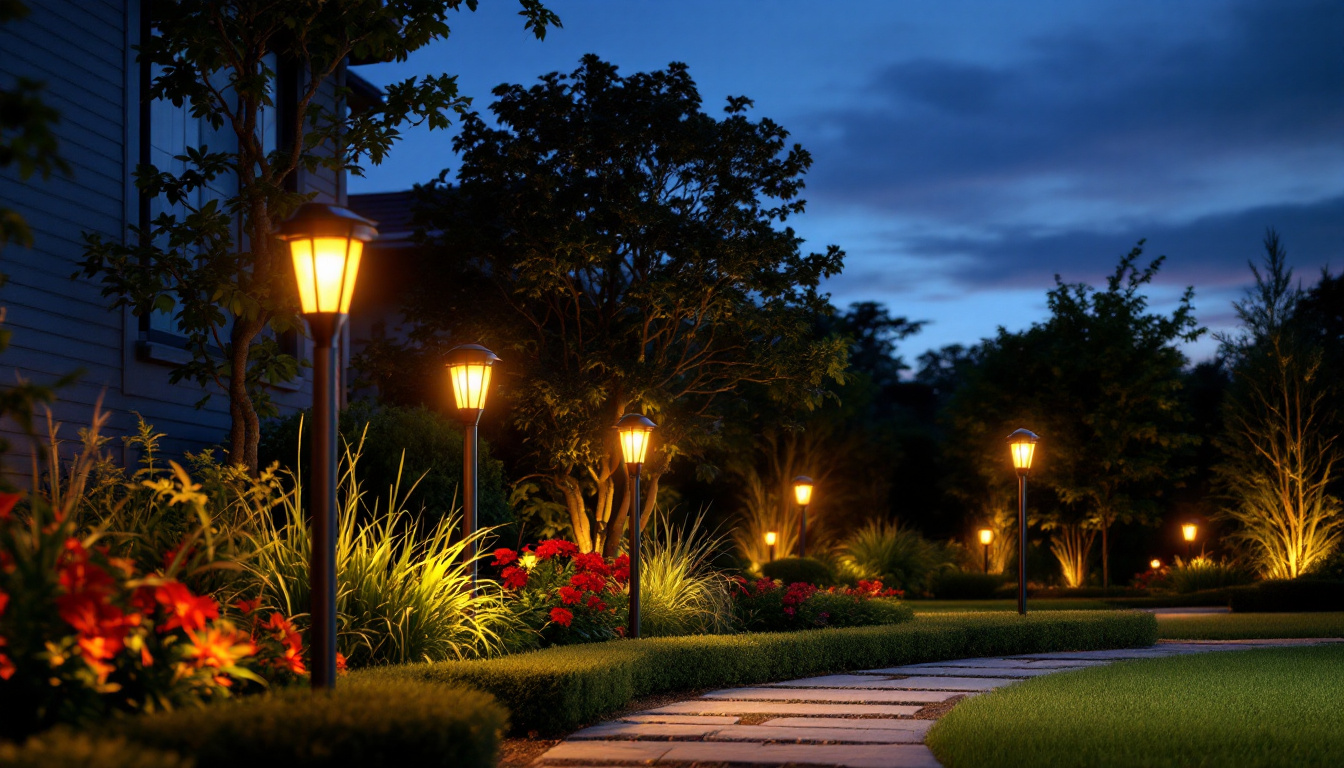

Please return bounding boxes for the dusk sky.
[350,0,1344,364]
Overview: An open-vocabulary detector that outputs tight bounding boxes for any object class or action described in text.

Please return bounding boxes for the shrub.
[488,541,628,648]
[1169,556,1255,593]
[260,402,512,528]
[0,412,304,739]
[733,578,912,632]
[761,556,833,586]
[931,571,1004,599]
[640,512,736,637]
[107,677,506,768]
[0,734,189,768]
[368,611,1157,735]
[245,435,518,665]
[838,520,959,593]
[1305,548,1344,580]
[1228,579,1344,613]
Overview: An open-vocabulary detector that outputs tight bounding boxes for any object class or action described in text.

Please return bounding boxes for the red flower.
[0,652,13,681]
[569,571,607,592]
[535,540,580,561]
[0,589,8,616]
[611,554,631,584]
[183,624,256,670]
[0,492,20,520]
[501,565,530,590]
[262,612,302,651]
[336,652,348,674]
[57,540,115,598]
[572,552,609,575]
[154,581,220,633]
[557,586,583,605]
[549,607,573,627]
[585,594,608,612]
[492,548,519,567]
[233,597,261,615]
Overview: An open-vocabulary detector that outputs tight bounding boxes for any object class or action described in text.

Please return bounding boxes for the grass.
[927,645,1344,768]
[1156,612,1344,639]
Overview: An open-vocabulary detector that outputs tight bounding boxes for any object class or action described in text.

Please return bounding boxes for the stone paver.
[640,700,924,717]
[701,686,958,704]
[534,639,1341,768]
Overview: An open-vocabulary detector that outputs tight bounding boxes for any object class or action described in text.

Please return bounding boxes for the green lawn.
[927,645,1344,768]
[1157,612,1344,639]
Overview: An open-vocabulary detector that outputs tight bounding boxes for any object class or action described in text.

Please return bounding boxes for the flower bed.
[366,610,1158,735]
[732,577,913,630]
[491,541,631,647]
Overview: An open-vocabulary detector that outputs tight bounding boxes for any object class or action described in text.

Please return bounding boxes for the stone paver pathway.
[533,638,1340,768]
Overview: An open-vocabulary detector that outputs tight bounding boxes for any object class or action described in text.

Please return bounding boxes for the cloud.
[801,0,1344,235]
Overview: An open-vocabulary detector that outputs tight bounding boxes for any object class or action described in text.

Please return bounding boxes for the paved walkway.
[533,638,1339,768]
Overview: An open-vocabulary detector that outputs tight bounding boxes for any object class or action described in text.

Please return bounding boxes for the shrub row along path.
[533,638,1339,768]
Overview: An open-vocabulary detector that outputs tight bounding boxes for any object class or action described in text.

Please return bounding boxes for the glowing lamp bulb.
[1150,558,1162,570]
[616,413,657,466]
[978,528,994,546]
[446,344,500,413]
[1007,428,1039,473]
[793,476,814,506]
[1182,523,1198,543]
[765,531,778,546]
[278,203,377,315]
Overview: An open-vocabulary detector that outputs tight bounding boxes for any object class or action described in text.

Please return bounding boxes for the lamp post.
[765,531,778,563]
[446,344,500,595]
[278,202,377,690]
[616,413,656,639]
[1150,558,1162,571]
[1007,428,1038,616]
[978,528,994,574]
[1182,522,1198,561]
[793,476,813,558]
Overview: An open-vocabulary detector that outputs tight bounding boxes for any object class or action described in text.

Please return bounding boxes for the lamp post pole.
[446,344,500,597]
[616,413,656,640]
[983,541,990,575]
[793,476,813,559]
[1007,429,1039,617]
[278,202,377,690]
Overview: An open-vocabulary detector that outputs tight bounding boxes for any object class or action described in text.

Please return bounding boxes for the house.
[0,0,372,468]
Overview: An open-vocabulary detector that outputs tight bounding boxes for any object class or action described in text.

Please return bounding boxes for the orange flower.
[154,581,219,633]
[0,492,19,520]
[182,624,257,670]
[261,611,301,650]
[0,652,13,681]
[336,652,348,674]
[233,597,261,615]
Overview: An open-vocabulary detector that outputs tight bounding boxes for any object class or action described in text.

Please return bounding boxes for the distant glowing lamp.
[616,413,657,639]
[793,476,814,506]
[1006,428,1040,615]
[1150,558,1162,570]
[978,529,994,546]
[1182,523,1198,543]
[765,531,778,546]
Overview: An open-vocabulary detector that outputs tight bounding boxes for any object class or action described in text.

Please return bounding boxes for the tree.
[79,0,558,472]
[1215,231,1343,577]
[941,246,1202,586]
[406,56,847,554]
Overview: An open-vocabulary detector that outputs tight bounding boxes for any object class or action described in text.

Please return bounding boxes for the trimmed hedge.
[0,734,189,768]
[760,557,833,585]
[104,677,506,768]
[931,571,1004,599]
[365,611,1156,735]
[1228,579,1344,613]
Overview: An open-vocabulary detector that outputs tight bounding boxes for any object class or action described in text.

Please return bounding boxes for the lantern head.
[1182,523,1198,543]
[765,531,778,546]
[446,344,500,418]
[792,476,814,506]
[978,528,994,546]
[1007,428,1039,474]
[1150,558,1162,570]
[278,203,377,316]
[615,413,657,467]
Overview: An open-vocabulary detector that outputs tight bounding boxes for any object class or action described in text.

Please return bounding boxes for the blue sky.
[349,0,1344,364]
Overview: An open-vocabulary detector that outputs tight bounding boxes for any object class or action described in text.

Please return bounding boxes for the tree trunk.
[558,475,592,552]
[227,319,263,473]
[602,474,632,558]
[1100,519,1110,589]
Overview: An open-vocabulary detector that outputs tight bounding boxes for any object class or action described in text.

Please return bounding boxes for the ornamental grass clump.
[1169,556,1254,594]
[838,519,959,594]
[246,429,518,666]
[639,511,736,637]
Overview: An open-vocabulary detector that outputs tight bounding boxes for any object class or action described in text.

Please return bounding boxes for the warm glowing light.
[1007,428,1039,472]
[520,552,537,570]
[1150,558,1162,570]
[446,344,500,413]
[765,531,778,546]
[616,413,657,466]
[278,203,377,315]
[978,528,994,546]
[793,476,814,506]
[1182,523,1198,542]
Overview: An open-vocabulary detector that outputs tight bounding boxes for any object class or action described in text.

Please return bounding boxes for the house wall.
[0,0,341,472]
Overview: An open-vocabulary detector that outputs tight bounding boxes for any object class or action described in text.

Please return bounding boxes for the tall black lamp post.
[616,413,656,639]
[1007,429,1038,616]
[792,476,813,558]
[278,202,377,690]
[446,344,500,595]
